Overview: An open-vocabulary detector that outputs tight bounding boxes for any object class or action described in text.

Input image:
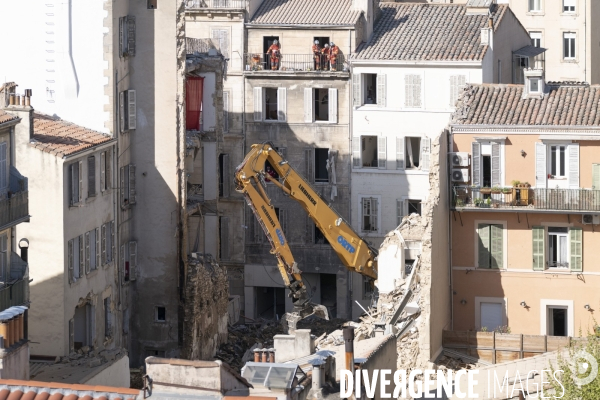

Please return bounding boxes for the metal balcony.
[0,252,29,312]
[0,191,29,230]
[185,0,246,9]
[243,53,348,74]
[452,186,600,213]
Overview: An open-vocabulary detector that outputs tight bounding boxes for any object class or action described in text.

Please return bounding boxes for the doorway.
[480,302,502,331]
[548,307,568,336]
[320,274,337,318]
[263,36,279,70]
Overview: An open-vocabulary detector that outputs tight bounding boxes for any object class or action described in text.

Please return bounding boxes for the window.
[314,224,328,245]
[0,142,7,191]
[100,150,110,192]
[449,75,466,107]
[264,88,278,121]
[528,0,541,12]
[119,89,137,132]
[363,276,374,300]
[219,154,230,197]
[563,0,575,13]
[563,32,576,60]
[405,137,421,169]
[88,156,96,197]
[119,16,136,57]
[480,302,503,331]
[0,233,7,282]
[254,87,286,122]
[548,227,569,268]
[532,226,582,271]
[104,297,112,337]
[407,200,422,216]
[186,77,204,131]
[530,32,542,48]
[404,75,422,108]
[550,145,566,178]
[352,74,386,107]
[314,89,329,121]
[69,161,83,206]
[219,216,230,260]
[85,228,99,274]
[73,304,93,350]
[211,29,229,58]
[535,142,578,188]
[548,307,568,336]
[477,224,503,269]
[530,77,541,93]
[314,148,329,183]
[68,235,84,282]
[513,55,529,84]
[147,0,157,9]
[361,197,379,233]
[102,221,115,265]
[156,306,166,322]
[223,91,230,132]
[354,135,386,169]
[364,74,377,105]
[120,164,136,208]
[471,142,502,188]
[304,88,337,123]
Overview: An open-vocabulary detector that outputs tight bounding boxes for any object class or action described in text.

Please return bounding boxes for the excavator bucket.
[282,303,329,333]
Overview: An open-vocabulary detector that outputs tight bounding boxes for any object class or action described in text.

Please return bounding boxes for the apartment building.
[450,78,600,337]
[348,1,531,317]
[504,0,600,84]
[242,0,376,320]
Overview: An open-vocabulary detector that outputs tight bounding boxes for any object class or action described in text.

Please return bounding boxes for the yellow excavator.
[235,143,378,329]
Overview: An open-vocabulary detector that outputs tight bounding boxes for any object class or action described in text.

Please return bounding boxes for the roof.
[248,0,361,26]
[0,82,17,92]
[0,379,139,400]
[514,45,547,58]
[353,3,508,61]
[0,110,19,125]
[452,83,600,127]
[30,113,113,158]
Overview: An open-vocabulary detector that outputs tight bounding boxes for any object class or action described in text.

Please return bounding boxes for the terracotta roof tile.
[30,113,114,158]
[249,0,361,26]
[0,380,139,400]
[354,3,508,61]
[0,110,19,125]
[452,83,600,126]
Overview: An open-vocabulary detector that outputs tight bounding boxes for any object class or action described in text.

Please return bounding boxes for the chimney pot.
[268,348,275,363]
[9,94,15,106]
[253,348,261,362]
[261,348,268,363]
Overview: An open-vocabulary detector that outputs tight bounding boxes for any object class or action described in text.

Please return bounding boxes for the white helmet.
[330,42,335,46]
[314,40,319,44]
[324,43,329,47]
[273,40,279,44]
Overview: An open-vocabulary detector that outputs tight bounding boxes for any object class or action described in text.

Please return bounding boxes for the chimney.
[352,0,375,41]
[18,238,29,263]
[343,326,355,379]
[310,359,325,390]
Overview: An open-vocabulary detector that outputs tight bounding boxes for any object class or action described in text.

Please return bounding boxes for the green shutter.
[478,224,490,269]
[570,227,583,272]
[490,224,503,269]
[532,226,545,271]
[592,164,600,190]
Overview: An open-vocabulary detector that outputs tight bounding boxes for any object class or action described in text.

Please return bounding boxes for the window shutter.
[129,241,137,281]
[328,88,337,123]
[278,209,287,238]
[532,226,545,271]
[85,232,91,274]
[0,143,6,189]
[68,239,74,283]
[119,17,124,57]
[396,199,404,226]
[414,75,422,107]
[127,90,137,130]
[570,227,582,272]
[372,198,379,231]
[352,73,361,106]
[120,166,125,206]
[69,318,74,353]
[111,221,115,263]
[478,224,490,268]
[222,154,230,197]
[129,164,136,205]
[568,143,579,189]
[88,156,96,197]
[253,87,262,121]
[120,244,126,278]
[220,217,230,260]
[100,152,106,192]
[593,164,600,190]
[404,75,413,107]
[352,136,361,168]
[377,137,387,169]
[490,224,503,269]
[79,234,84,278]
[119,91,125,133]
[223,91,229,132]
[304,148,314,182]
[304,88,313,123]
[126,16,135,56]
[421,137,431,172]
[396,137,405,169]
[106,150,111,190]
[277,87,286,122]
[535,142,547,188]
[491,142,501,186]
[376,74,386,107]
[450,76,457,107]
[101,224,107,265]
[90,304,96,344]
[78,161,83,203]
[95,227,101,269]
[472,142,481,187]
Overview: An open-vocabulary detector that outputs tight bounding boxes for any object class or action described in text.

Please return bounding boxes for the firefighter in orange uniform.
[312,40,322,70]
[267,40,281,70]
[321,43,330,71]
[329,42,339,71]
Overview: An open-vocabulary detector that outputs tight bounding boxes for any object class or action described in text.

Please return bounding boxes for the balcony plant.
[511,180,521,187]
[474,197,482,207]
[491,186,502,194]
[502,187,512,194]
[480,186,492,195]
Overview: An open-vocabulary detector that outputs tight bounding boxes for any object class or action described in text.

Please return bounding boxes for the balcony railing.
[0,253,29,311]
[452,186,600,212]
[0,191,28,229]
[244,53,348,73]
[185,0,246,9]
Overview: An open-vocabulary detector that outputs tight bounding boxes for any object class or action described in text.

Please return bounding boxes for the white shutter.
[253,87,262,121]
[396,137,405,170]
[127,89,136,130]
[129,164,136,205]
[120,166,125,206]
[277,87,286,122]
[328,88,338,123]
[405,75,412,107]
[95,227,101,269]
[414,75,422,107]
[304,148,314,182]
[223,91,229,132]
[78,161,83,203]
[79,234,84,278]
[396,199,404,226]
[101,224,107,265]
[376,74,386,107]
[352,73,361,106]
[68,239,74,283]
[421,137,431,172]
[222,154,230,197]
[100,152,106,192]
[450,76,457,107]
[119,17,124,57]
[378,137,387,169]
[491,142,501,186]
[85,232,90,274]
[568,143,580,189]
[472,142,481,187]
[353,136,361,168]
[127,16,136,56]
[129,241,137,281]
[110,221,115,263]
[304,88,313,123]
[535,142,547,188]
[119,91,125,133]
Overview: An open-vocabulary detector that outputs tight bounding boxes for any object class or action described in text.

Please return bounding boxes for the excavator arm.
[235,143,378,326]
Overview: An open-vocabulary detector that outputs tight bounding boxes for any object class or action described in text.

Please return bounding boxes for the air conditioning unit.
[449,152,470,167]
[582,214,600,225]
[451,169,469,183]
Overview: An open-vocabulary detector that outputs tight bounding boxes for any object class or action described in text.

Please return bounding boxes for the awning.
[514,45,547,58]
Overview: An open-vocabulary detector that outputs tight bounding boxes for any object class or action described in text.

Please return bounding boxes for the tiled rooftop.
[0,380,139,400]
[0,110,19,125]
[353,3,508,61]
[249,0,361,26]
[452,83,600,126]
[31,113,113,158]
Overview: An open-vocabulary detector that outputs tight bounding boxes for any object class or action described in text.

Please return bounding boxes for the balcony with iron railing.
[243,53,348,75]
[452,186,600,213]
[0,252,29,312]
[185,0,246,9]
[0,167,29,230]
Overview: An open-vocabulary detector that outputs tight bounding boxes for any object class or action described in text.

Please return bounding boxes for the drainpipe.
[448,129,454,330]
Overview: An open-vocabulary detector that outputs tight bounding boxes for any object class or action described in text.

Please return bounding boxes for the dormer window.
[523,69,545,99]
[530,77,541,93]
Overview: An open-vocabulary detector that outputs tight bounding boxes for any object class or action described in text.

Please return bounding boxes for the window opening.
[563,0,575,13]
[314,224,329,245]
[529,0,541,11]
[364,74,377,105]
[550,146,566,177]
[405,137,421,169]
[314,148,329,182]
[548,227,569,268]
[263,36,279,70]
[564,33,576,59]
[362,197,378,232]
[548,307,567,336]
[156,306,166,322]
[407,200,421,216]
[264,88,278,121]
[361,136,377,168]
[314,89,329,121]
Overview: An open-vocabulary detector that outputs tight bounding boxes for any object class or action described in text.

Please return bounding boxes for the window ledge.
[526,11,545,16]
[562,59,578,63]
[544,268,574,275]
